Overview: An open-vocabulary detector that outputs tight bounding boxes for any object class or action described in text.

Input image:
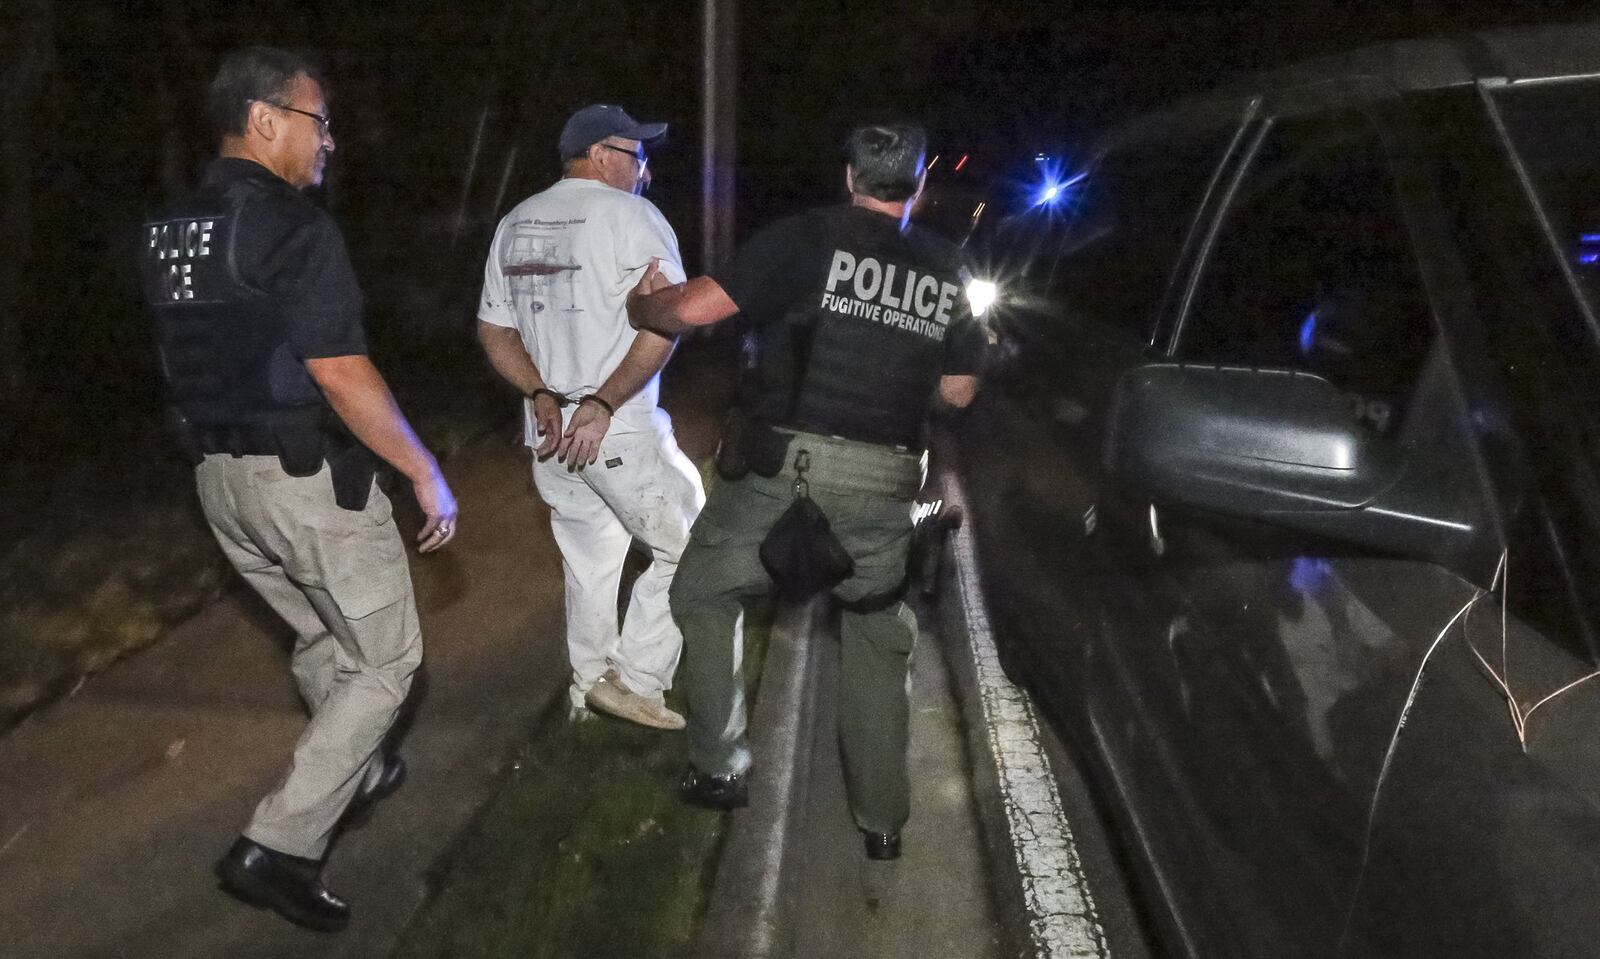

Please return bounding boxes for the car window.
[1177,109,1432,435]
[977,122,1240,344]
[1047,131,1240,342]
[1489,78,1600,339]
[975,163,1075,288]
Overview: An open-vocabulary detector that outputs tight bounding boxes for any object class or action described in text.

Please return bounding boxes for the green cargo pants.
[670,432,921,834]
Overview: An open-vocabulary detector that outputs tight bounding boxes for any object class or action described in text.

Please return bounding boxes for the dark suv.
[958,22,1600,958]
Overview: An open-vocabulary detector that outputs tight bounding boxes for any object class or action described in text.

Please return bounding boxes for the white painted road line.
[946,476,1111,959]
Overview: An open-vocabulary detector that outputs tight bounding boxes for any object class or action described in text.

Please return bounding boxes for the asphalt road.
[0,435,569,959]
[0,354,1152,958]
[781,603,1009,959]
[0,348,747,959]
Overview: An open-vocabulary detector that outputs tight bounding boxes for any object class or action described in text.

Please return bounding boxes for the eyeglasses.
[598,143,647,168]
[264,101,332,135]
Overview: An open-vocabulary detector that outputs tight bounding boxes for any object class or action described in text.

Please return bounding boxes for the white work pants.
[532,415,704,708]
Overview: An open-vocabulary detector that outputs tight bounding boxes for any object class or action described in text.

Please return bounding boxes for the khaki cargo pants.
[197,454,421,860]
[671,432,921,835]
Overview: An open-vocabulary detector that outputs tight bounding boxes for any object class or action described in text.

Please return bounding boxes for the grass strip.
[0,481,228,728]
[0,399,501,733]
[395,605,772,959]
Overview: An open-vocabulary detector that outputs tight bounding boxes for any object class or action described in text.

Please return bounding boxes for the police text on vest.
[146,218,216,301]
[822,249,959,341]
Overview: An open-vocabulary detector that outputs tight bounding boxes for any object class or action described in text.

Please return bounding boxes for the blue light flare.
[1289,557,1334,594]
[1298,309,1319,355]
[1032,163,1087,208]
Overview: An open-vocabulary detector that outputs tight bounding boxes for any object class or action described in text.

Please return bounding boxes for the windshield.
[1491,77,1600,325]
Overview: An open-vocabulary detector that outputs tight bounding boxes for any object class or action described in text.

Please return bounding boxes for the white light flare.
[966,278,998,318]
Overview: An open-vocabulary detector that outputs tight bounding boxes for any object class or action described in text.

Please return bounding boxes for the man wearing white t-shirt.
[477,104,704,730]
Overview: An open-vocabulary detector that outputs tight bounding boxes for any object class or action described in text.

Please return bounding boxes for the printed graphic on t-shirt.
[819,248,960,341]
[505,221,586,316]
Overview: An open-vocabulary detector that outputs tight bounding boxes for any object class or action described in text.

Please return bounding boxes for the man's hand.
[628,257,683,335]
[414,466,460,553]
[305,354,460,554]
[557,398,611,469]
[632,257,671,299]
[531,393,564,459]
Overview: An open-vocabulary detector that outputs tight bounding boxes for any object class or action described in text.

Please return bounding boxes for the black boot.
[678,765,750,810]
[214,837,350,932]
[344,754,407,827]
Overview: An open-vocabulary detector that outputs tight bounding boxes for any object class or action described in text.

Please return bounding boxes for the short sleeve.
[477,218,516,328]
[709,215,822,325]
[619,200,688,286]
[943,312,986,375]
[942,263,985,375]
[261,214,367,359]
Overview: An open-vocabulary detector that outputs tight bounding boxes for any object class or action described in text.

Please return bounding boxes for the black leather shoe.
[214,837,350,932]
[863,831,901,861]
[345,754,406,826]
[678,765,750,810]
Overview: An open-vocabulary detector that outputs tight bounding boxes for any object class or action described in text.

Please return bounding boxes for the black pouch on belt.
[743,422,791,478]
[325,436,377,511]
[716,412,792,480]
[714,408,753,481]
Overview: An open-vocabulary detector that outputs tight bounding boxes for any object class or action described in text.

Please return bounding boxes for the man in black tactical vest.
[140,47,459,932]
[627,122,983,861]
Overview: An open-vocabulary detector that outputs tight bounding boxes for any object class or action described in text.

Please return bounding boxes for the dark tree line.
[1,0,56,450]
[0,0,1589,469]
[0,0,702,467]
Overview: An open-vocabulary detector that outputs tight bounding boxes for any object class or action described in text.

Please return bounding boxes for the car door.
[955,102,1260,953]
[1328,76,1600,959]
[1085,90,1503,956]
[958,105,1252,700]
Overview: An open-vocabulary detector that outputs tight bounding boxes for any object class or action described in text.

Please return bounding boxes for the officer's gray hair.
[844,123,927,202]
[207,46,326,139]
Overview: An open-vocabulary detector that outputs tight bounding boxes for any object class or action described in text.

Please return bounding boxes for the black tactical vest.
[141,175,328,473]
[764,207,966,449]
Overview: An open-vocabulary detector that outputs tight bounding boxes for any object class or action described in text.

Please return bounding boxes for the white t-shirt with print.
[478,177,688,443]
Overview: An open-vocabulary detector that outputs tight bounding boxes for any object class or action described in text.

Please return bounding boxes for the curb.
[940,469,1113,959]
[692,597,822,959]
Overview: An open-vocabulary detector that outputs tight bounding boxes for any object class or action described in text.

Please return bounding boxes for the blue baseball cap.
[558,104,667,160]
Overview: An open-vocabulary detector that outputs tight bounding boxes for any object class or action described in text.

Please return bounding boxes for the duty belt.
[772,428,922,499]
[194,422,280,457]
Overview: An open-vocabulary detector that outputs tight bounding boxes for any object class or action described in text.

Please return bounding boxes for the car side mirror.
[1105,363,1477,564]
[1106,363,1397,512]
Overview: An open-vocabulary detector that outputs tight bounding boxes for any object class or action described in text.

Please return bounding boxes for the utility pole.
[701,0,736,272]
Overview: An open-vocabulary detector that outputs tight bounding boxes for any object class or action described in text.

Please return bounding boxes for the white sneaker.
[584,669,686,731]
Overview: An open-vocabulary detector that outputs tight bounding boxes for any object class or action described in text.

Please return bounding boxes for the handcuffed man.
[477,104,704,730]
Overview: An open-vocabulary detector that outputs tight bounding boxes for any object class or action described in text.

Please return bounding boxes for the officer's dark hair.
[844,122,927,202]
[207,46,325,139]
